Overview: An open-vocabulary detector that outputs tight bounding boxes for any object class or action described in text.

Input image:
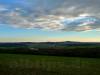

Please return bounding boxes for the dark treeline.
[0,46,100,58]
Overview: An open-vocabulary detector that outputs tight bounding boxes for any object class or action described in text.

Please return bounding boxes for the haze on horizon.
[0,0,100,42]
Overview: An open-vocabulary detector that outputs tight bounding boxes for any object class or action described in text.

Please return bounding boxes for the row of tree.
[0,46,100,58]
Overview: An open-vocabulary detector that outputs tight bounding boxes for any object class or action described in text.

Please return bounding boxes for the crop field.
[0,54,100,75]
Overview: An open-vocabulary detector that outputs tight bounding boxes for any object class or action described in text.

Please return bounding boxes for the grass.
[0,54,100,75]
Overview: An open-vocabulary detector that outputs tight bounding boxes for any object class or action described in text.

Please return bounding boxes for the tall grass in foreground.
[0,54,100,75]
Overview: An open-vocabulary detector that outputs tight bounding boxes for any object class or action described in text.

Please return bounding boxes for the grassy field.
[0,54,100,75]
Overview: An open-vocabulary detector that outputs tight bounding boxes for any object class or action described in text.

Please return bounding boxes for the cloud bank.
[0,0,100,31]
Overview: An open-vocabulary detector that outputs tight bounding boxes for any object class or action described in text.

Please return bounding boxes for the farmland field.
[0,54,100,75]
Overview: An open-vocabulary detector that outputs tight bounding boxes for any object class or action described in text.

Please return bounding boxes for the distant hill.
[0,41,100,47]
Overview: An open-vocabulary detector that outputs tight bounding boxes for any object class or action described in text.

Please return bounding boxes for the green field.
[0,54,100,75]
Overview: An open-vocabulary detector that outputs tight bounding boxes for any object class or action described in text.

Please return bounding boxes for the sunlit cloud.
[0,0,100,31]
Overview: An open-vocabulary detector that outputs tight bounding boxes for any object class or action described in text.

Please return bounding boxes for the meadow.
[0,54,100,75]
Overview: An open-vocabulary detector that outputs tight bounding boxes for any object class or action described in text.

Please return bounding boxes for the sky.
[0,0,100,42]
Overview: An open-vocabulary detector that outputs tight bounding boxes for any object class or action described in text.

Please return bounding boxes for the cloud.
[61,15,100,31]
[0,0,100,31]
